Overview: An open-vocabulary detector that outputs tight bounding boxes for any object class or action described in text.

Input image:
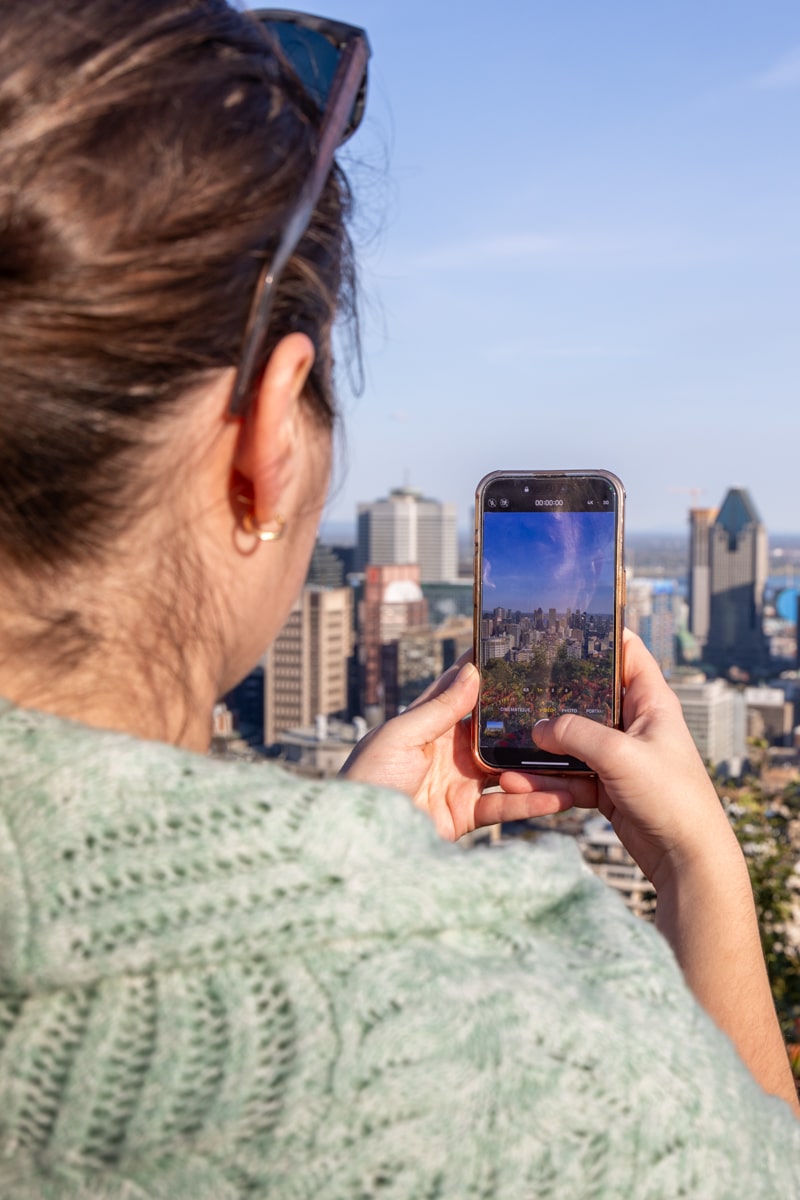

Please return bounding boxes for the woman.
[0,2,796,1197]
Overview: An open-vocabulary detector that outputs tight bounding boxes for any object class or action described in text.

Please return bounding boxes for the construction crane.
[668,486,708,510]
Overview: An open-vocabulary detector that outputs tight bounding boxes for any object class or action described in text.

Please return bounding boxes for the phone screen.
[474,471,624,773]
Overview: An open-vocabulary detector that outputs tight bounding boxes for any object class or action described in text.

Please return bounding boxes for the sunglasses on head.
[228,8,371,417]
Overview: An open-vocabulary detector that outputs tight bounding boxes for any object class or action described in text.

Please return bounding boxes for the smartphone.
[472,469,625,774]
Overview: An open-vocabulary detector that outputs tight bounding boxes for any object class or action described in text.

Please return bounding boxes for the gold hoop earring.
[241,511,286,542]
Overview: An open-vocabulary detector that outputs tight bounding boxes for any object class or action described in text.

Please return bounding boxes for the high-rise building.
[688,507,717,648]
[306,539,346,588]
[263,585,352,745]
[669,675,746,777]
[356,487,459,582]
[706,488,769,676]
[357,563,429,721]
[627,576,678,674]
[688,488,769,677]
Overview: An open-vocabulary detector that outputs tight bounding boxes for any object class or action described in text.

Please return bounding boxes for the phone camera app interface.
[478,477,619,766]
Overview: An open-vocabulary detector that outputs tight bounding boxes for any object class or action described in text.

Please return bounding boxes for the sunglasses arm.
[228,35,370,417]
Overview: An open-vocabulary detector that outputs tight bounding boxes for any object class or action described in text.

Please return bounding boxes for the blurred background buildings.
[216,480,800,924]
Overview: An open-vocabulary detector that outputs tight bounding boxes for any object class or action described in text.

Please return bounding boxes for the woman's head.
[0,0,356,572]
[0,0,363,744]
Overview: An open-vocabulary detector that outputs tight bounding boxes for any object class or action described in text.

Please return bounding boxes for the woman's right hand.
[499,629,740,891]
[502,631,799,1113]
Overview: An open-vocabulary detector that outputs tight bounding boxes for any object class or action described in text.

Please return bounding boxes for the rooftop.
[716,487,762,535]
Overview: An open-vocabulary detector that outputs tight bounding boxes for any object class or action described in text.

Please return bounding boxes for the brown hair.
[0,0,355,572]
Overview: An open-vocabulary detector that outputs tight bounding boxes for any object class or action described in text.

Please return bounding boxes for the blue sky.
[482,510,616,613]
[261,3,800,533]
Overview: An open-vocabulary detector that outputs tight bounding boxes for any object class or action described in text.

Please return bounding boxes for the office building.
[356,487,459,582]
[357,563,428,720]
[744,686,794,745]
[688,507,717,649]
[482,634,513,665]
[306,539,346,588]
[639,593,677,674]
[688,488,769,677]
[669,675,746,777]
[263,585,352,746]
[627,576,678,673]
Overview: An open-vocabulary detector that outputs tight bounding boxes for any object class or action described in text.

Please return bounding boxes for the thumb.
[533,713,626,777]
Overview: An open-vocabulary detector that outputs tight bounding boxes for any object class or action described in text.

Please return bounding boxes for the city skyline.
[320,483,800,547]
[269,0,800,535]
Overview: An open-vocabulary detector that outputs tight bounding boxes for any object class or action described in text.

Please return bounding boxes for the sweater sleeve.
[0,705,798,1198]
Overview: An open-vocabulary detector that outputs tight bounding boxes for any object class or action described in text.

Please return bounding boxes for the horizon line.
[319,519,800,540]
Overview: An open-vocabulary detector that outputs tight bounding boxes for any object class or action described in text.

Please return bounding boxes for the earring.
[241,510,286,542]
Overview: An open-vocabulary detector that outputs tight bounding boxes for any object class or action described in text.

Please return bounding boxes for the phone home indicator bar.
[522,760,572,768]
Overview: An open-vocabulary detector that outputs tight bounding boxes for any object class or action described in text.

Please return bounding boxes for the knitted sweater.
[0,701,797,1199]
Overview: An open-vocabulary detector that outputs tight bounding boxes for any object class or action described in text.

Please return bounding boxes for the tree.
[721,764,800,1057]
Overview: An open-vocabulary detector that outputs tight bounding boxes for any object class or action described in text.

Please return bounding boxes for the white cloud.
[379,228,746,279]
[410,233,564,272]
[751,47,800,90]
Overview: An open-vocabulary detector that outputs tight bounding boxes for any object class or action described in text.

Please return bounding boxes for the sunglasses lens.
[265,21,362,138]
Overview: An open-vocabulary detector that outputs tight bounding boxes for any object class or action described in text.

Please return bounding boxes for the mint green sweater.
[0,700,797,1198]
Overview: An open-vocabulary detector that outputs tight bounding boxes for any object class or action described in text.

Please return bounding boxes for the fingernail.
[533,718,550,732]
[457,661,478,683]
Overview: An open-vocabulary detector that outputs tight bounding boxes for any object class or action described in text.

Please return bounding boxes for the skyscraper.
[688,488,769,677]
[357,563,429,721]
[688,507,717,649]
[642,592,676,674]
[669,675,746,777]
[306,539,346,588]
[356,487,459,583]
[263,585,352,745]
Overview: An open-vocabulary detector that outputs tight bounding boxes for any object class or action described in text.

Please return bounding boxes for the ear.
[233,333,316,523]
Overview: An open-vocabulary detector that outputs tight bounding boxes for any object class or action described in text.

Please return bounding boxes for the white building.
[356,487,459,583]
[744,686,794,744]
[482,635,512,665]
[669,675,746,777]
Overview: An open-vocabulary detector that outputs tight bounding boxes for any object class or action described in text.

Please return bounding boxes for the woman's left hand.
[340,660,574,840]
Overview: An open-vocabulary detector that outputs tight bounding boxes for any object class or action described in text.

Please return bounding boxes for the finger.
[529,633,672,772]
[474,787,575,828]
[498,769,600,808]
[532,714,631,780]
